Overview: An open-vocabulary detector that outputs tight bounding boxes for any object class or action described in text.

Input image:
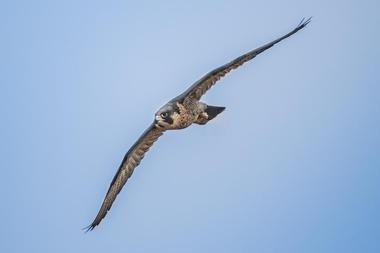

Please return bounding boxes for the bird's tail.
[205,105,225,121]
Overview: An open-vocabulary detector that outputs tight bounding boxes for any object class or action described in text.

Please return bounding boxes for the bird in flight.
[86,18,311,231]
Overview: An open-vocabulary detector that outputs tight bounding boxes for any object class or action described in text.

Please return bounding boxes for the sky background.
[1,0,379,252]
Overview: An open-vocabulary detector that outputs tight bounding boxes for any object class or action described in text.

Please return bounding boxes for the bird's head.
[154,103,179,130]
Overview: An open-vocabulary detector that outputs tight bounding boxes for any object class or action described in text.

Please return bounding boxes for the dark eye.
[160,112,169,118]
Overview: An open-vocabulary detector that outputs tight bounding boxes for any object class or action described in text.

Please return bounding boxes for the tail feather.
[205,105,225,121]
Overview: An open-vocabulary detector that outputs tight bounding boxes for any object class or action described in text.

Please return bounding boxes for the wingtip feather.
[297,16,312,29]
[82,223,96,233]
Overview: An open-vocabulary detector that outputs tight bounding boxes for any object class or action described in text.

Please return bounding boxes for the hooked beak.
[154,116,170,129]
[154,115,164,129]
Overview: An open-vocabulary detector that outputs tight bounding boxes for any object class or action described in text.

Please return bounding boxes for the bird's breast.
[170,102,199,129]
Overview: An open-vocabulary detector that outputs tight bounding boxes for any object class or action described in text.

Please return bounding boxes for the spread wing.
[178,18,311,102]
[85,123,164,231]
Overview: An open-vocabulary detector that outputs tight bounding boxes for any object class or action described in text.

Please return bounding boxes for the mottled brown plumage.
[86,124,163,230]
[181,18,311,103]
[86,18,311,231]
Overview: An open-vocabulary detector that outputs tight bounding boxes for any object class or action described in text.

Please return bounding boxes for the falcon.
[86,18,311,231]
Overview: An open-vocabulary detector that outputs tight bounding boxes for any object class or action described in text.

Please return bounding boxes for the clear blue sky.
[1,0,379,252]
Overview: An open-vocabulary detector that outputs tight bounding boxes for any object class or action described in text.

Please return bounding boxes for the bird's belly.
[172,113,197,129]
[170,101,201,130]
[179,114,197,129]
